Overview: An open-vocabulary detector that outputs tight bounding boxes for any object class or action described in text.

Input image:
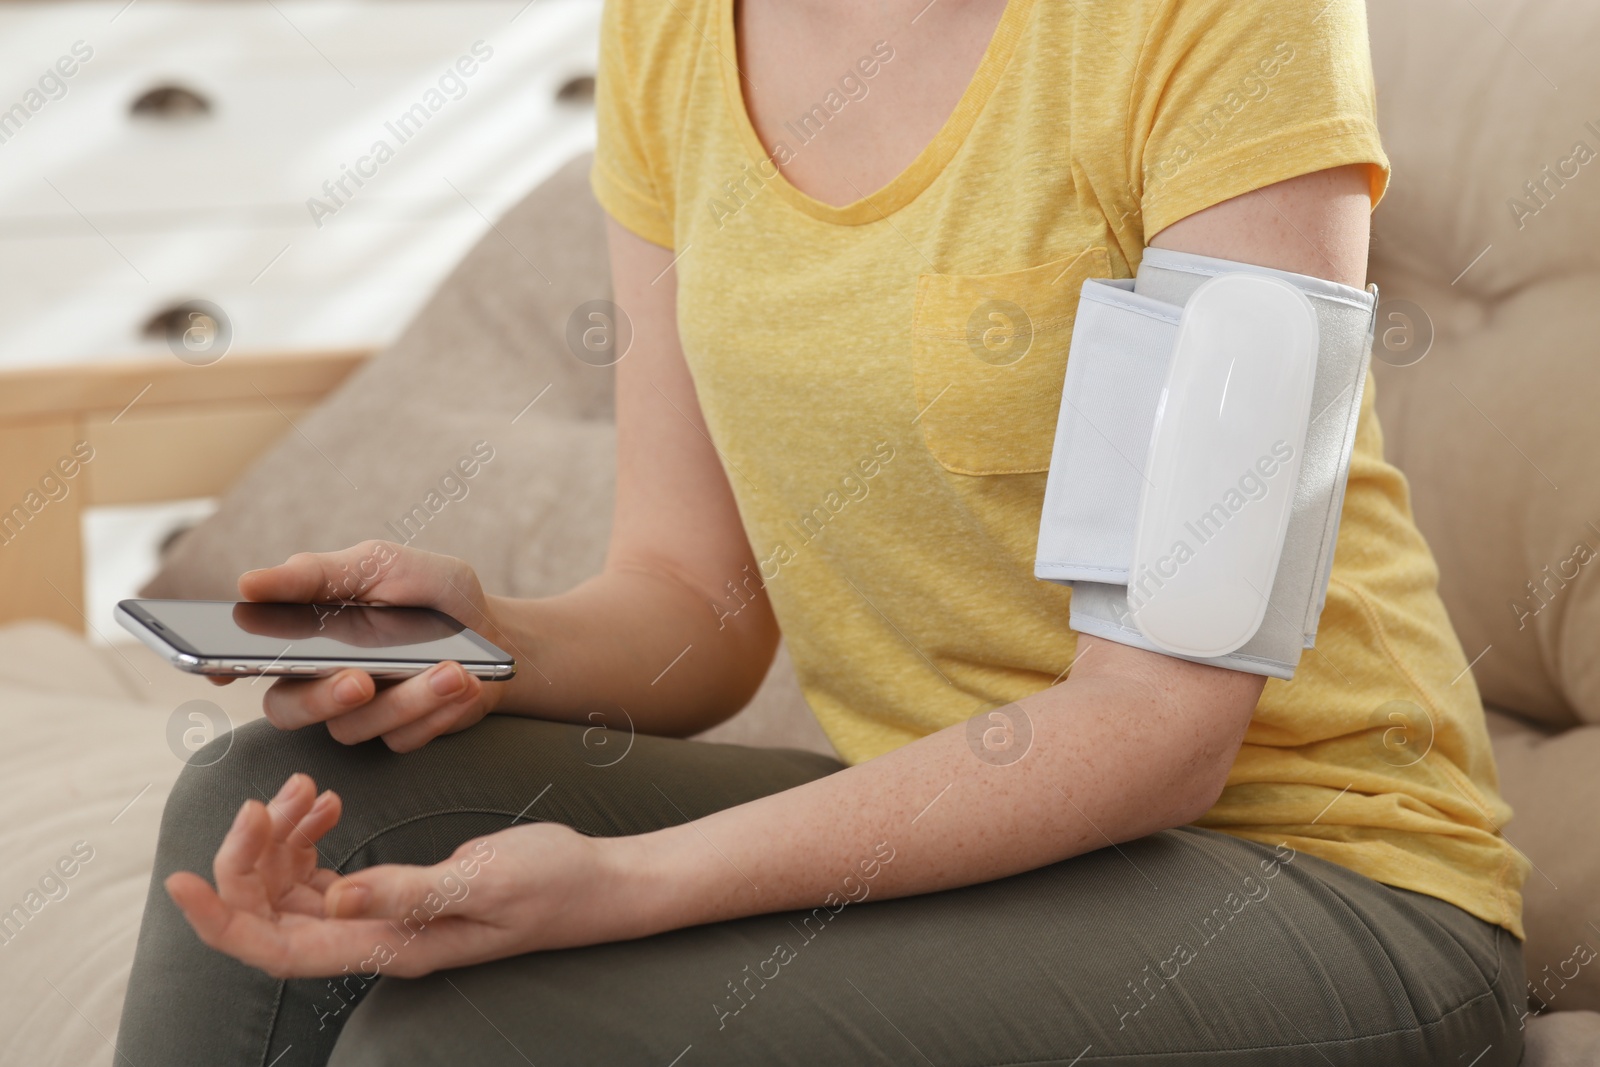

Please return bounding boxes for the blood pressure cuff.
[1034,246,1379,679]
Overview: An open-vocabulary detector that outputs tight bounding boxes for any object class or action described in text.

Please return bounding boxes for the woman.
[119,0,1530,1062]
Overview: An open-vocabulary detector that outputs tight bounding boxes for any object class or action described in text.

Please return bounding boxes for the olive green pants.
[119,715,1526,1065]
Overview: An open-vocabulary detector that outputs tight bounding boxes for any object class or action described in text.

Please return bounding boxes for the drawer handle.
[142,300,232,365]
[555,74,594,105]
[130,84,211,119]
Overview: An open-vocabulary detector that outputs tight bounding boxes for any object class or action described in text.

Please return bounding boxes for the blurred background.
[0,0,600,640]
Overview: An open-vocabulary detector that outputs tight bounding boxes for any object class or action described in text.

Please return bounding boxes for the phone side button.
[232,665,249,673]
[287,665,318,674]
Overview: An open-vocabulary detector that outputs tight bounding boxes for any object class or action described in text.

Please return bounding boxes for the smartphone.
[115,599,516,680]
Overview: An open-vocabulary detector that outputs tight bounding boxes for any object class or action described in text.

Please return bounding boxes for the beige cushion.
[1364,0,1600,731]
[1488,708,1600,1016]
[1527,1011,1600,1067]
[143,153,617,604]
[1366,0,1600,300]
[0,623,266,1067]
[1365,270,1600,731]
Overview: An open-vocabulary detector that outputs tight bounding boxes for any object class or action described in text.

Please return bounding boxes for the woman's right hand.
[223,540,512,753]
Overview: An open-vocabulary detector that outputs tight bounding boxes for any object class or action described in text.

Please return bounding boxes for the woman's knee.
[155,718,335,869]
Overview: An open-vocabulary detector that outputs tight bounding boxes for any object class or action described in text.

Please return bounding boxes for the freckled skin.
[166,0,1374,977]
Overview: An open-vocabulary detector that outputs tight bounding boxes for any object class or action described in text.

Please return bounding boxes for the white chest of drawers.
[0,0,600,368]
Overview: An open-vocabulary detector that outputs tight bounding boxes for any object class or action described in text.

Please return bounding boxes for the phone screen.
[122,600,509,665]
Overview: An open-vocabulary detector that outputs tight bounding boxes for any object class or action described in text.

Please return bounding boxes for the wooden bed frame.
[0,350,371,633]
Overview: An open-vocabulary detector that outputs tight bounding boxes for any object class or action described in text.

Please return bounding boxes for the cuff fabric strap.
[1034,246,1379,679]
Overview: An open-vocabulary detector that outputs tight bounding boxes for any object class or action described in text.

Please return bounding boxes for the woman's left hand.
[164,772,638,978]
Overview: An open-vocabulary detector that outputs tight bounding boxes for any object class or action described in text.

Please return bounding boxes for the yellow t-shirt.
[591,0,1528,935]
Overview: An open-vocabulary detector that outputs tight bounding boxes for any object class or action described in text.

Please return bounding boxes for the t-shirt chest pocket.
[910,248,1113,476]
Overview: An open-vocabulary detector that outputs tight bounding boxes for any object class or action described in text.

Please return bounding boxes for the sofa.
[2,0,1599,1061]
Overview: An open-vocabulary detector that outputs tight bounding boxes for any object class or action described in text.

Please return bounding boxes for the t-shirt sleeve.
[1129,0,1392,239]
[591,0,675,248]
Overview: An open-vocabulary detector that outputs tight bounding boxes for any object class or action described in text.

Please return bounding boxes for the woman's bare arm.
[473,217,783,736]
[233,220,783,745]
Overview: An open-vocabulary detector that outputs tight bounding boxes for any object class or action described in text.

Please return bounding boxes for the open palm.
[164,772,612,979]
